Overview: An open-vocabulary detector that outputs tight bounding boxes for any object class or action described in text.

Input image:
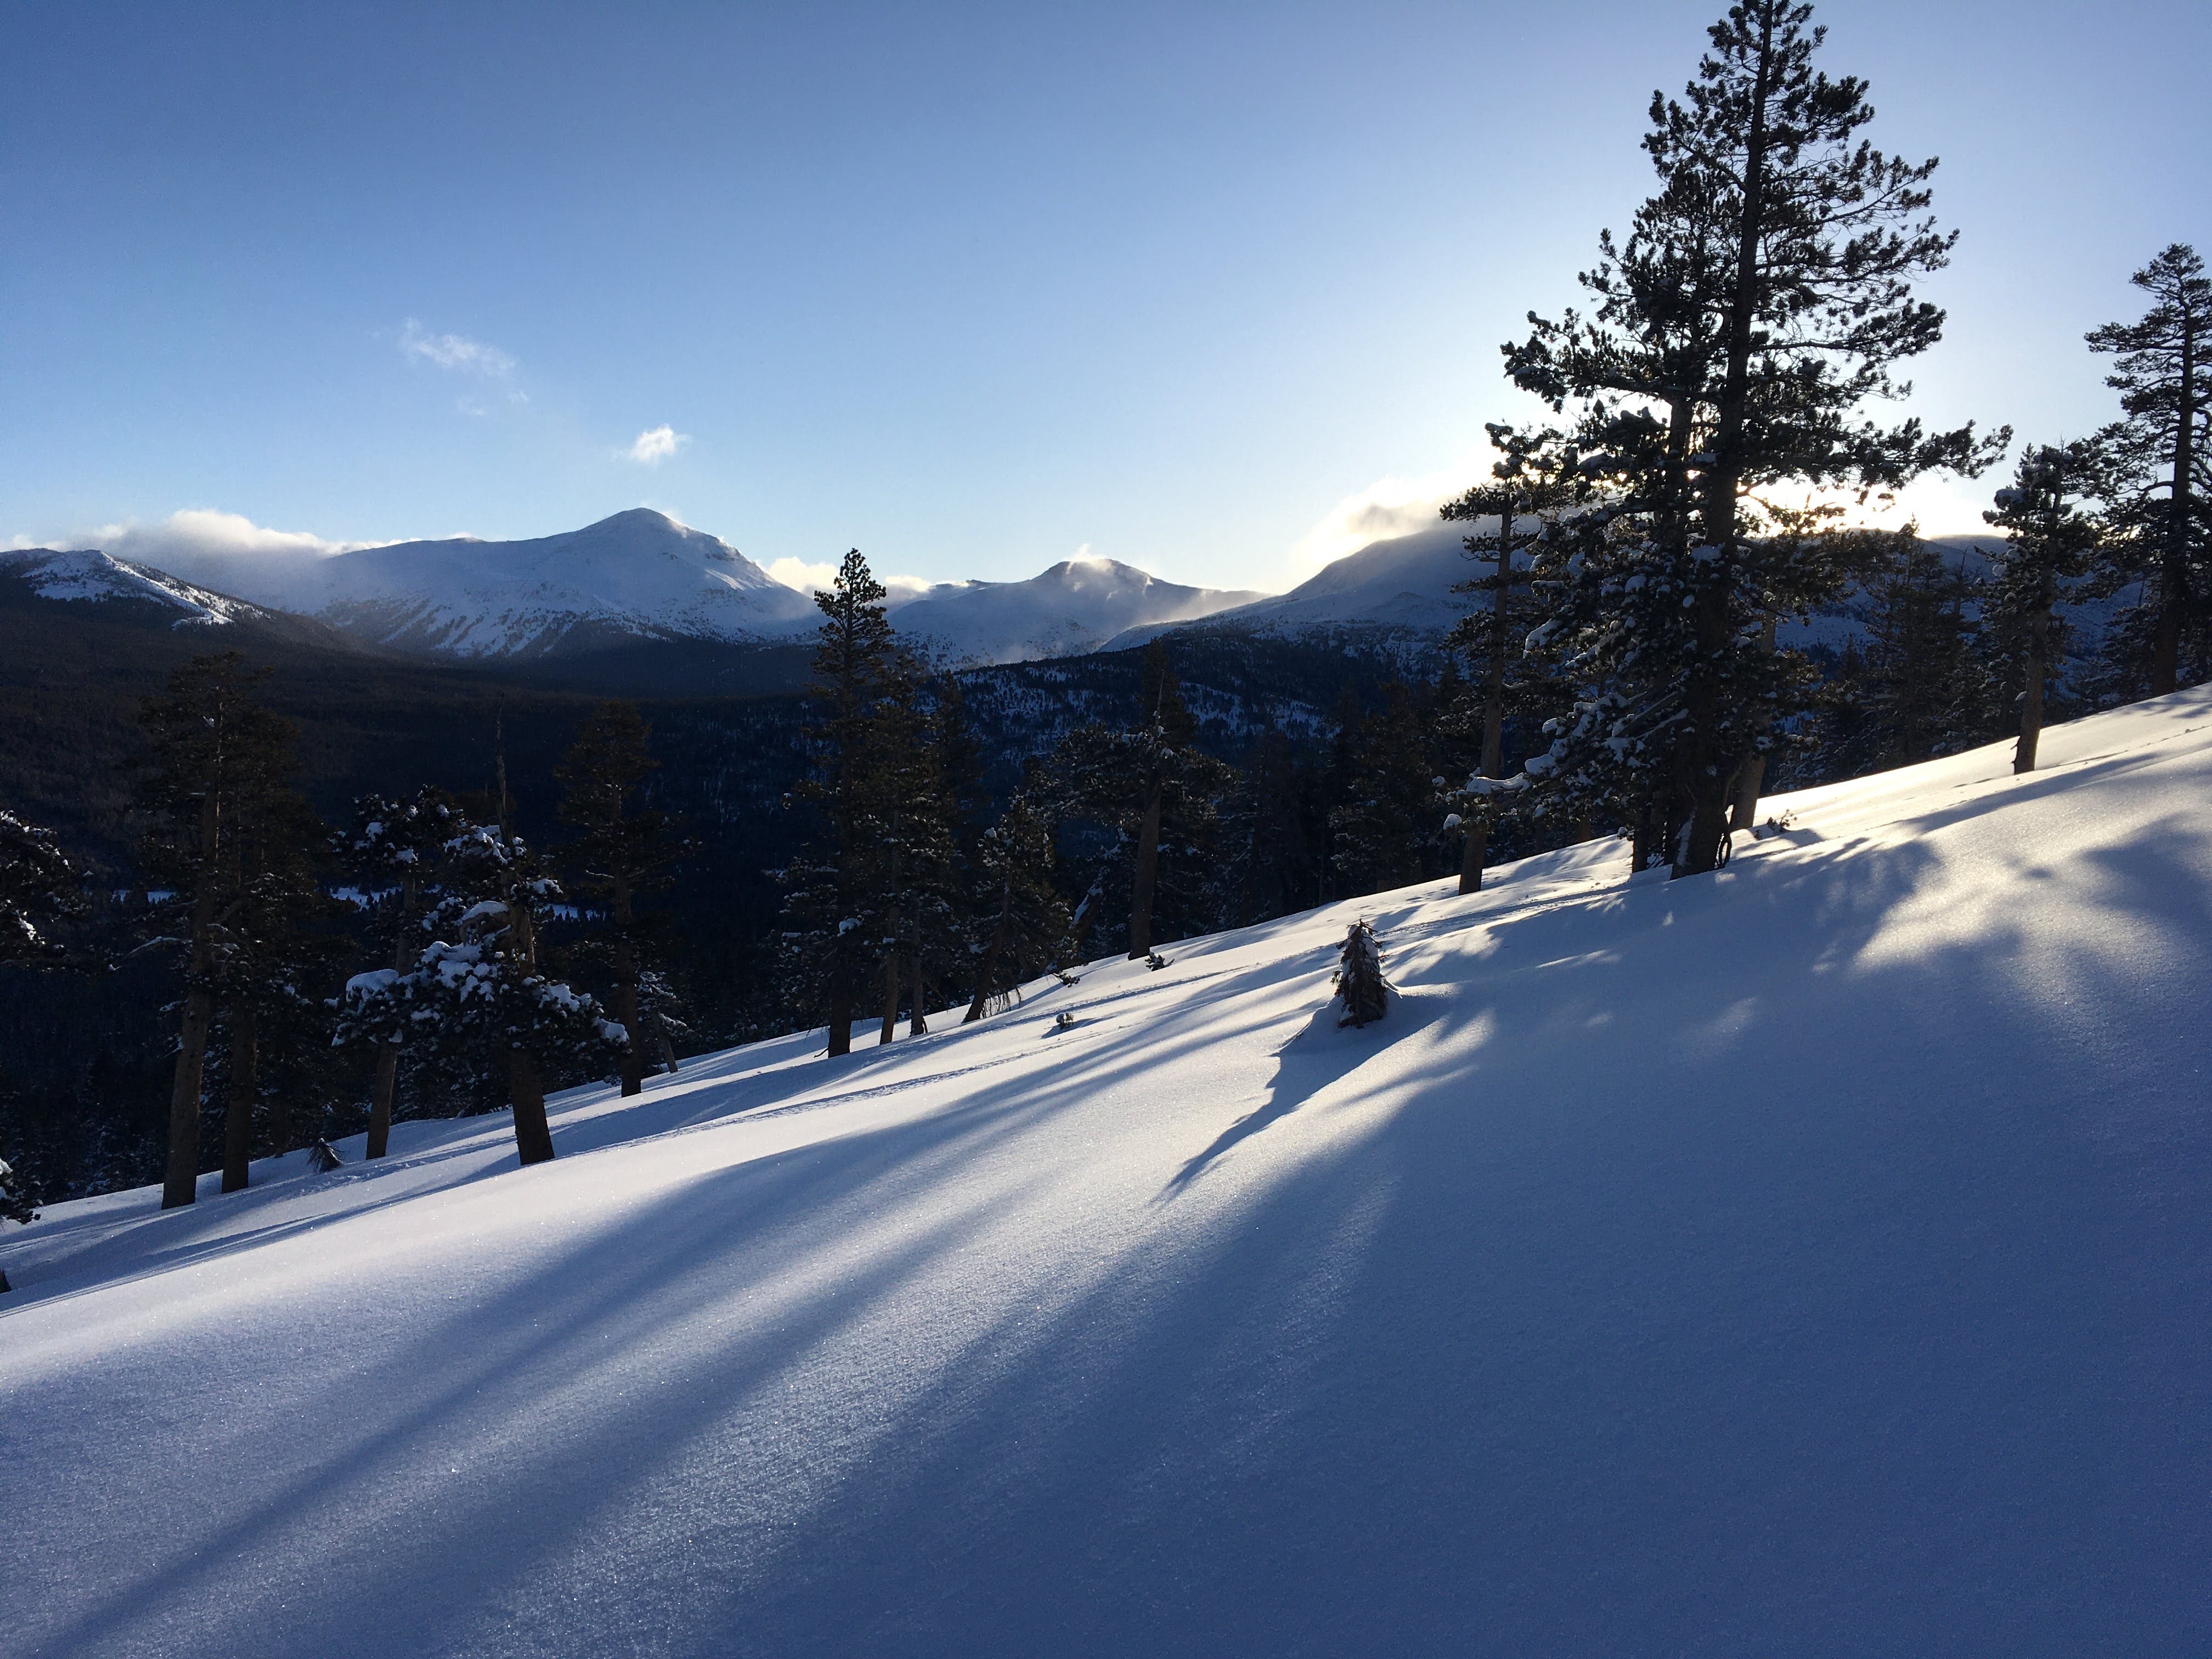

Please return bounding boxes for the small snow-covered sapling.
[1145,951,1167,971]
[1333,919,1390,1029]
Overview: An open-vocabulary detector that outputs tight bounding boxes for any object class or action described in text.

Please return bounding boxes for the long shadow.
[13,806,2212,1657]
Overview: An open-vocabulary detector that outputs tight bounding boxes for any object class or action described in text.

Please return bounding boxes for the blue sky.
[4,1,2207,594]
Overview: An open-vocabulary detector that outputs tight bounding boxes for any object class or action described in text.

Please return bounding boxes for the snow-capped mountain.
[114,510,1264,668]
[884,558,1266,666]
[0,545,284,629]
[121,509,820,659]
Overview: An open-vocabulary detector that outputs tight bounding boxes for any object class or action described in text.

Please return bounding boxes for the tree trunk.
[221,1001,257,1193]
[161,789,224,1211]
[613,870,645,1097]
[654,1018,680,1074]
[1126,782,1164,960]
[162,986,215,1209]
[506,1047,556,1166]
[614,979,646,1092]
[879,924,901,1045]
[1482,508,1511,779]
[1703,8,1775,553]
[2154,311,2198,696]
[2015,610,2048,774]
[908,954,928,1037]
[1458,817,1489,895]
[826,988,853,1057]
[367,1042,400,1160]
[1729,613,1780,832]
[366,878,415,1160]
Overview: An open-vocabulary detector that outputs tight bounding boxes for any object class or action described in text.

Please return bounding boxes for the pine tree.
[2085,245,2212,696]
[962,780,1070,1023]
[864,653,960,1042]
[212,782,334,1191]
[133,652,318,1209]
[337,824,623,1166]
[1439,456,1565,891]
[1820,530,1985,775]
[1327,682,1438,897]
[1,808,81,969]
[1509,0,2003,874]
[557,702,687,1094]
[780,551,899,1056]
[1983,445,2101,772]
[1051,644,1235,960]
[337,788,469,1158]
[1334,919,1389,1028]
[1224,726,1317,926]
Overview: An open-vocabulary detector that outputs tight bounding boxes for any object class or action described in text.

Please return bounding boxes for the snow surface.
[5,689,2211,1656]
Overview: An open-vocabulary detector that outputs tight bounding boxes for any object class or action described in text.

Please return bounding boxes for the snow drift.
[4,689,2210,1656]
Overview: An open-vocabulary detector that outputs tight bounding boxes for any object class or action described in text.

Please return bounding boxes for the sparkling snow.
[4,690,2210,1656]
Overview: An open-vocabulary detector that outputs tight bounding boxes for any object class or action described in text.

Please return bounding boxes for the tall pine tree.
[2086,245,2212,696]
[1983,444,2100,772]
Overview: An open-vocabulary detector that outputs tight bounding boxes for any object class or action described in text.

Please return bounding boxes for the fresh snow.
[5,690,2211,1656]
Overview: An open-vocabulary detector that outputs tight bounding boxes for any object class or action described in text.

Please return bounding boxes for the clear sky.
[4,1,2207,594]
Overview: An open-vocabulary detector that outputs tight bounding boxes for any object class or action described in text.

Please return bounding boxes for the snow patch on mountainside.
[0,547,268,627]
[5,687,2209,1655]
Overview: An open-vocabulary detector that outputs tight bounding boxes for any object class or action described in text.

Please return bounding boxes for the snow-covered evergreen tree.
[337,825,625,1166]
[1334,919,1389,1029]
[1506,0,2004,873]
[338,787,469,1158]
[1,806,81,969]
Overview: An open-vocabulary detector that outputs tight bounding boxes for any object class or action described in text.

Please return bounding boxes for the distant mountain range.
[13,506,2055,691]
[58,508,1267,669]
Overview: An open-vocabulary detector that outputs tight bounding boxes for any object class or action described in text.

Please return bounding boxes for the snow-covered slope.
[883,557,1266,665]
[1108,518,1478,651]
[127,509,820,657]
[0,546,277,628]
[6,690,2211,1656]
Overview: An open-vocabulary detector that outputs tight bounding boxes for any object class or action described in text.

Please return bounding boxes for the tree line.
[1,656,690,1215]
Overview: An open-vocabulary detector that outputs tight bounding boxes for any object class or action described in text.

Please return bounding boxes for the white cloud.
[1289,445,1498,569]
[765,555,934,603]
[626,425,690,465]
[93,509,373,566]
[398,319,516,377]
